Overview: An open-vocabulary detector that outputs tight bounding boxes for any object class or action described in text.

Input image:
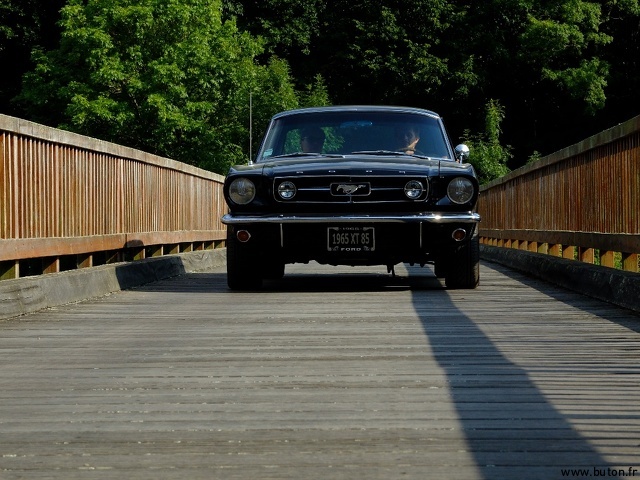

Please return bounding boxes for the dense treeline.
[1,0,638,178]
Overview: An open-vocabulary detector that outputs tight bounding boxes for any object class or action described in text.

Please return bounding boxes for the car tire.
[263,260,285,280]
[227,229,263,290]
[444,230,479,289]
[433,260,447,278]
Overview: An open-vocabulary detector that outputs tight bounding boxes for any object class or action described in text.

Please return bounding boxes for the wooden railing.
[478,114,640,272]
[0,114,226,280]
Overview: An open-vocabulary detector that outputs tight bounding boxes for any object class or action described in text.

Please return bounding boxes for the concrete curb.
[4,246,637,319]
[481,245,640,314]
[0,249,226,320]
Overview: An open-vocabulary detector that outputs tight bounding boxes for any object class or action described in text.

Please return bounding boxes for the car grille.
[273,175,429,203]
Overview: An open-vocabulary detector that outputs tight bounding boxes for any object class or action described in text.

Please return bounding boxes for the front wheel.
[444,233,479,289]
[433,260,447,278]
[226,229,263,290]
[263,260,285,280]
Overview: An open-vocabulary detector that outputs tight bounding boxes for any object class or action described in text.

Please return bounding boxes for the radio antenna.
[248,92,253,165]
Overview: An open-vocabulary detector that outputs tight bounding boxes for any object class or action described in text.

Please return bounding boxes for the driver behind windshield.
[300,127,325,153]
[396,125,420,154]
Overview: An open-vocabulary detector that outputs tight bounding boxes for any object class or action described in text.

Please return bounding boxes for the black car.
[221,106,480,289]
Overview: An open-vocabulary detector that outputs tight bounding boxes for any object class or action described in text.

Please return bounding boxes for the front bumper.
[223,212,480,266]
[222,212,481,225]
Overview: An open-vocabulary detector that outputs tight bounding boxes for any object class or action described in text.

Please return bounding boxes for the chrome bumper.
[222,212,481,225]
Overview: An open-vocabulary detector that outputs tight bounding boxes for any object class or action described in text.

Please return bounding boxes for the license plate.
[327,226,375,252]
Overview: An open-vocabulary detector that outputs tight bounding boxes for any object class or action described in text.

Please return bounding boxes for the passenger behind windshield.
[395,125,420,154]
[300,127,325,153]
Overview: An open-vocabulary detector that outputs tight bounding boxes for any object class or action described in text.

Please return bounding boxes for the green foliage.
[6,0,640,170]
[17,0,301,173]
[519,3,613,114]
[527,151,543,164]
[246,57,301,161]
[0,0,65,113]
[222,0,640,164]
[298,75,331,108]
[462,100,511,184]
[223,0,325,56]
[349,3,450,102]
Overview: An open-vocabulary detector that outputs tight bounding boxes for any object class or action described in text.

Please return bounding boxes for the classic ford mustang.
[221,106,480,289]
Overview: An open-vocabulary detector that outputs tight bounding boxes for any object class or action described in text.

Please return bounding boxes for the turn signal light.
[237,230,252,242]
[452,228,467,241]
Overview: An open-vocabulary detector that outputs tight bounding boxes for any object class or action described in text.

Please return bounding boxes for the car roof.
[271,105,441,120]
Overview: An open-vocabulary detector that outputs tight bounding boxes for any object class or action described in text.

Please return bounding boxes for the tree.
[17,0,301,173]
[445,0,638,163]
[462,100,511,185]
[597,0,640,130]
[0,0,65,115]
[226,0,640,166]
[223,0,324,57]
[225,0,454,106]
[11,0,640,172]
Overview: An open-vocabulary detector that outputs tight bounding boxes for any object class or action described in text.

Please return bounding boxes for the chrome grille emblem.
[332,183,370,196]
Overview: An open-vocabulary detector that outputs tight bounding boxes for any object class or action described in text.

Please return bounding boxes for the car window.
[257,111,452,161]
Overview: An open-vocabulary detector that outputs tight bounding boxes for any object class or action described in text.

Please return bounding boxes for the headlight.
[447,177,475,204]
[277,181,297,200]
[229,178,256,205]
[404,180,425,200]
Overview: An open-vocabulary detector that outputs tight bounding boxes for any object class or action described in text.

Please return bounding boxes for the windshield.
[256,110,453,162]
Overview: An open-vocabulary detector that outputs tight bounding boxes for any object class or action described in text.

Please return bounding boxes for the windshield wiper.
[350,150,432,159]
[271,152,322,158]
[271,152,346,159]
[350,150,406,155]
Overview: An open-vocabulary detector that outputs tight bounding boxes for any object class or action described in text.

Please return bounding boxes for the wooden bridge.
[0,113,639,478]
[1,261,639,479]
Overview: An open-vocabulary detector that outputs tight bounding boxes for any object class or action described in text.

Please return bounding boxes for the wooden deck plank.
[0,260,639,479]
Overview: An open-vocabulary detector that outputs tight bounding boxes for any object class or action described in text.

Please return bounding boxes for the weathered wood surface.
[1,261,639,479]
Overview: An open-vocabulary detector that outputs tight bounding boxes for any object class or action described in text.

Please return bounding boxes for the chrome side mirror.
[454,144,470,163]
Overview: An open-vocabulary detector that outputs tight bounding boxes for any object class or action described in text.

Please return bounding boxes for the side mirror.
[454,144,470,163]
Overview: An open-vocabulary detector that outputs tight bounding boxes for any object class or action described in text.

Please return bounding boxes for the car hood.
[231,155,473,177]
